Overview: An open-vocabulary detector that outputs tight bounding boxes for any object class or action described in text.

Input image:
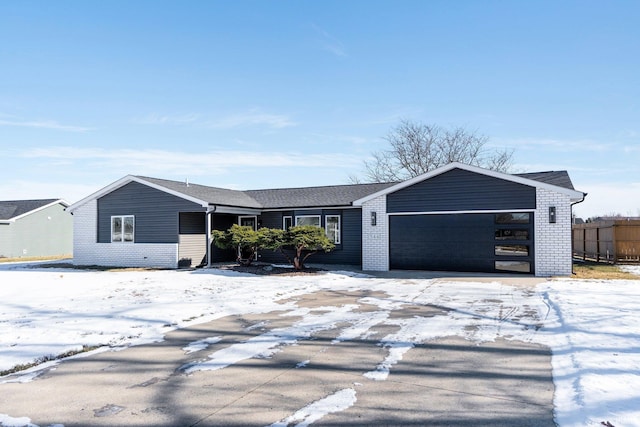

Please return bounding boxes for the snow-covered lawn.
[1,262,640,427]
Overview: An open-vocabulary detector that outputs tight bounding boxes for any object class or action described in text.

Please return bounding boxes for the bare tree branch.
[360,120,513,182]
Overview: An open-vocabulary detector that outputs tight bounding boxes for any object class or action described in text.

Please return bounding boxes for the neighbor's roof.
[0,199,67,221]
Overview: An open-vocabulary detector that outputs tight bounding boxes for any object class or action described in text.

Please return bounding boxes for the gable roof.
[67,163,584,213]
[353,162,585,205]
[0,199,69,222]
[137,176,263,208]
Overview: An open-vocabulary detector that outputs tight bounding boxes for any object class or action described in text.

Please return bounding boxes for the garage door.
[389,212,534,273]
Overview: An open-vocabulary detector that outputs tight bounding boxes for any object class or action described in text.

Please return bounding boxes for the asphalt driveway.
[0,284,555,427]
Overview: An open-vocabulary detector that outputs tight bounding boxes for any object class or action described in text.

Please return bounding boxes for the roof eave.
[67,176,211,213]
[354,162,585,205]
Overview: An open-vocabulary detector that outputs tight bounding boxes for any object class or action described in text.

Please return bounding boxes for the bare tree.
[360,120,513,182]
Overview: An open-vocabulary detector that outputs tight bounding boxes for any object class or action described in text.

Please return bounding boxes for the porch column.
[206,209,213,268]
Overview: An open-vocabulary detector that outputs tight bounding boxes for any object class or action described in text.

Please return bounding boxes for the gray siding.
[98,182,205,244]
[387,168,536,213]
[0,203,72,258]
[257,209,362,266]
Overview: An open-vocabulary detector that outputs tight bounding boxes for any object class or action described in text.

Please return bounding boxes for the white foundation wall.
[72,200,178,268]
[361,195,389,271]
[534,188,573,276]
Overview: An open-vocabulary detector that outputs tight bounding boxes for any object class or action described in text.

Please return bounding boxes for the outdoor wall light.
[549,206,556,223]
[371,211,377,226]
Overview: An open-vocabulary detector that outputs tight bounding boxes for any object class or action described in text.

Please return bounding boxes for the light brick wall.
[72,200,178,268]
[361,195,389,271]
[534,188,573,276]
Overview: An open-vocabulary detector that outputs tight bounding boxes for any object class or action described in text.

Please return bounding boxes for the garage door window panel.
[495,229,529,240]
[496,213,530,224]
[495,244,529,256]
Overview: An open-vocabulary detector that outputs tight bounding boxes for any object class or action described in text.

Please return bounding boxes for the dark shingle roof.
[135,169,576,210]
[136,176,263,208]
[246,182,397,209]
[0,199,60,220]
[515,171,575,190]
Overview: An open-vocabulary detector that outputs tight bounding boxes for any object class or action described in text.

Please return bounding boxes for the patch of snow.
[295,359,310,368]
[0,414,63,427]
[620,265,640,276]
[267,388,357,427]
[182,337,222,354]
[2,264,640,427]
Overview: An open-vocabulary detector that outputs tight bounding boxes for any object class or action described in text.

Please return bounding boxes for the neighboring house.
[67,162,585,276]
[0,199,73,259]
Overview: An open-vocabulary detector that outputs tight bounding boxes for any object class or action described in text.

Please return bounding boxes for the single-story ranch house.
[0,199,72,259]
[67,162,585,276]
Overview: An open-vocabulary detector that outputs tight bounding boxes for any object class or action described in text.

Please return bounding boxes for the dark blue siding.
[387,168,536,213]
[210,214,237,262]
[257,209,362,266]
[179,212,206,234]
[98,182,205,243]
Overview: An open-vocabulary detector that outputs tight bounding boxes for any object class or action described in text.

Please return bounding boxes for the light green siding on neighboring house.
[0,201,73,258]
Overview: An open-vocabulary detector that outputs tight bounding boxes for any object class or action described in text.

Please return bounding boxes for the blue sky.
[1,0,638,219]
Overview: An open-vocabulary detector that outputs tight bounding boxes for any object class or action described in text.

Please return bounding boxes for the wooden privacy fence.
[573,220,640,263]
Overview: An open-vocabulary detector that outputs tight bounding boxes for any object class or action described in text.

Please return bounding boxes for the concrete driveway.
[0,282,555,427]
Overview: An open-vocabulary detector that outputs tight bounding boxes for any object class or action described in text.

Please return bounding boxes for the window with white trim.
[111,215,134,243]
[283,216,293,230]
[295,215,320,227]
[325,215,341,244]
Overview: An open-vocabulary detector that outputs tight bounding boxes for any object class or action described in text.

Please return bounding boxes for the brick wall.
[72,200,178,268]
[361,195,389,271]
[534,188,573,276]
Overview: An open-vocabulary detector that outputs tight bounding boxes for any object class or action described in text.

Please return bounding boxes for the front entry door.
[239,216,257,230]
[238,216,258,260]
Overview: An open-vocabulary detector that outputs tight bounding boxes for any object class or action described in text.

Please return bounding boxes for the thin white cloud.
[0,118,93,132]
[133,109,296,130]
[19,146,360,177]
[133,113,201,125]
[311,24,348,57]
[204,110,296,129]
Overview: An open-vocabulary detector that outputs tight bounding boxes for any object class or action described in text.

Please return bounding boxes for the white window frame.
[295,215,321,227]
[325,215,341,244]
[283,216,293,230]
[111,215,135,243]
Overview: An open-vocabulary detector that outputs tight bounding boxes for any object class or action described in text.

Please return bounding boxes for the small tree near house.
[211,224,259,266]
[260,225,335,270]
[213,224,335,270]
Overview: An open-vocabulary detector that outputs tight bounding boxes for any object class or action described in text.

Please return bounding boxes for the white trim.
[283,215,292,230]
[387,208,535,216]
[67,175,209,213]
[295,215,321,227]
[261,205,357,212]
[2,199,70,223]
[111,215,135,243]
[325,215,341,244]
[353,162,585,205]
[238,215,258,230]
[213,205,262,215]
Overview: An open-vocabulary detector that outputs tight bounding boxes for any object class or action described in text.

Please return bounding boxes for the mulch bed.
[215,262,324,276]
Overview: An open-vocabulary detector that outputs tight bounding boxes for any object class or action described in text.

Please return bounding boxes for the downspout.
[206,205,217,268]
[570,192,587,275]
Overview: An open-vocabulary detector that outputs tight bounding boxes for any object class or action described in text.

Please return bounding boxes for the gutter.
[206,205,217,268]
[570,191,588,275]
